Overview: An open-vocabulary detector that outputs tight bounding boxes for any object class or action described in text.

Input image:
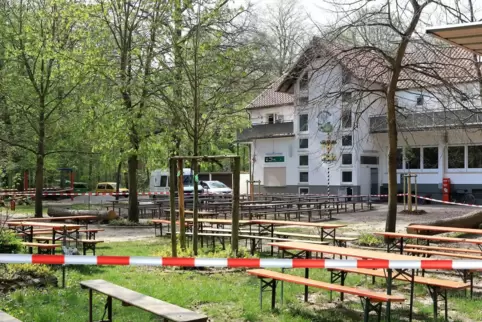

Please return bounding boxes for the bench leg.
[259,278,277,310]
[88,289,93,322]
[107,296,113,321]
[361,298,383,322]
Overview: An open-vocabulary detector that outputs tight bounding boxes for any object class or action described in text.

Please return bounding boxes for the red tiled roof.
[247,76,293,109]
[278,37,481,92]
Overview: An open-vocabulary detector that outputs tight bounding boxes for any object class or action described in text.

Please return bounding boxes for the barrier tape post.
[1,254,482,269]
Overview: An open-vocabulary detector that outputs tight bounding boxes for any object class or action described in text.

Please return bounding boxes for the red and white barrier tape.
[1,254,482,269]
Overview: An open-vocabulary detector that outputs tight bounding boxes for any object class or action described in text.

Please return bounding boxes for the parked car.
[95,182,128,194]
[73,182,89,193]
[200,180,232,194]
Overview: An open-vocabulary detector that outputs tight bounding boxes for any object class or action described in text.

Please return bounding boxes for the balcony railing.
[237,121,295,141]
[369,109,482,133]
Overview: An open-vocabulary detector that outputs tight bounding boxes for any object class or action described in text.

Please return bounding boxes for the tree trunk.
[192,158,199,255]
[47,207,118,220]
[34,153,44,218]
[34,110,45,218]
[127,154,139,222]
[407,210,482,234]
[116,161,122,201]
[169,158,177,256]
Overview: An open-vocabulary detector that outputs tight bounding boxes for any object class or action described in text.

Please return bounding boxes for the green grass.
[0,239,479,321]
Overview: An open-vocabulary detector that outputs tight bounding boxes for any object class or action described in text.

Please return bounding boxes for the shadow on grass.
[287,304,433,322]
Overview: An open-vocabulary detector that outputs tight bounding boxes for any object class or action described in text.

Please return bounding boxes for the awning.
[426,21,482,56]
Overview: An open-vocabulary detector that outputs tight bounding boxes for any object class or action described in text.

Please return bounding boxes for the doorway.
[370,168,379,196]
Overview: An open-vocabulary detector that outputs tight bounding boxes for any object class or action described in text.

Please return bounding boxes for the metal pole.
[177,159,186,250]
[403,174,406,211]
[231,156,241,255]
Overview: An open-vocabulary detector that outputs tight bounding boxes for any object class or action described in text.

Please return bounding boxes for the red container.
[442,178,451,202]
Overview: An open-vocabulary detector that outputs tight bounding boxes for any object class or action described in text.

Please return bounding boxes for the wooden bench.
[22,242,61,254]
[405,243,482,255]
[329,267,469,321]
[248,269,404,322]
[273,231,357,247]
[0,310,21,322]
[80,279,208,322]
[81,240,104,255]
[77,228,105,240]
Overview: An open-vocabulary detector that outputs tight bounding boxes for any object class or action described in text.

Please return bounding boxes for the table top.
[7,221,82,229]
[165,209,218,216]
[408,224,482,235]
[250,219,345,229]
[80,279,208,321]
[8,215,96,222]
[373,231,482,244]
[185,218,251,225]
[269,241,429,261]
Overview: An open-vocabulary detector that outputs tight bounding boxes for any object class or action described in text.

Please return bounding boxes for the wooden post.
[231,156,241,255]
[192,159,199,255]
[169,158,177,257]
[178,159,186,250]
[403,174,406,211]
[407,174,412,212]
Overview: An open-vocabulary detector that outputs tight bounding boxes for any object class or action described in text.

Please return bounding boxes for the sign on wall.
[265,156,285,163]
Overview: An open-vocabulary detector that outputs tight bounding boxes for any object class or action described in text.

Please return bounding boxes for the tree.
[155,0,268,253]
[0,0,96,217]
[259,0,311,76]
[95,0,167,222]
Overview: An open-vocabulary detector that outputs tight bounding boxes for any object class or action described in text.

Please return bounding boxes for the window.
[405,147,421,170]
[342,92,352,102]
[342,68,351,84]
[361,156,379,165]
[299,114,309,132]
[275,115,284,123]
[416,95,424,106]
[396,148,403,169]
[342,154,352,165]
[342,171,352,183]
[300,72,309,91]
[423,147,438,169]
[299,187,309,195]
[267,114,275,124]
[155,175,168,187]
[299,138,308,149]
[342,135,352,146]
[299,155,309,166]
[448,146,465,169]
[97,184,105,190]
[341,109,352,128]
[468,145,482,168]
[299,172,309,183]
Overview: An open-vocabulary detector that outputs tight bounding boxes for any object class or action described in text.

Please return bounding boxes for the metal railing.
[369,109,482,133]
[237,121,295,141]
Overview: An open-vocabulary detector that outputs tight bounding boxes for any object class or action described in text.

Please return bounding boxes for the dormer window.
[342,67,351,84]
[416,95,424,106]
[300,72,309,91]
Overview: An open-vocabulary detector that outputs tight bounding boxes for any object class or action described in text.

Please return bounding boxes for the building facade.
[238,41,482,201]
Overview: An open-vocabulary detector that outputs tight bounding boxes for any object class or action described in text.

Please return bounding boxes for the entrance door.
[370,168,379,196]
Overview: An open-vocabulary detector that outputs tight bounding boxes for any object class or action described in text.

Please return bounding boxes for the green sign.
[265,156,285,163]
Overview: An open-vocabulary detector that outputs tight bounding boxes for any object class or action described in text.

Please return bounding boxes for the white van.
[149,168,204,197]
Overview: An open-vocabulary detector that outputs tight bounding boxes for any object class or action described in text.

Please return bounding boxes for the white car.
[200,180,232,194]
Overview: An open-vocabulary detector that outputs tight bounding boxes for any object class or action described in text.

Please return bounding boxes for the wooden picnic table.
[8,221,83,252]
[8,215,96,228]
[374,231,482,253]
[270,241,434,322]
[408,224,482,235]
[164,209,220,219]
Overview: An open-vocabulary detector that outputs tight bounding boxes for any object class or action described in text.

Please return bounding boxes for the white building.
[238,39,482,201]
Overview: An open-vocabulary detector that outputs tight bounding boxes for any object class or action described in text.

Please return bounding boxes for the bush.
[108,219,152,226]
[0,229,22,253]
[5,264,54,279]
[356,233,384,247]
